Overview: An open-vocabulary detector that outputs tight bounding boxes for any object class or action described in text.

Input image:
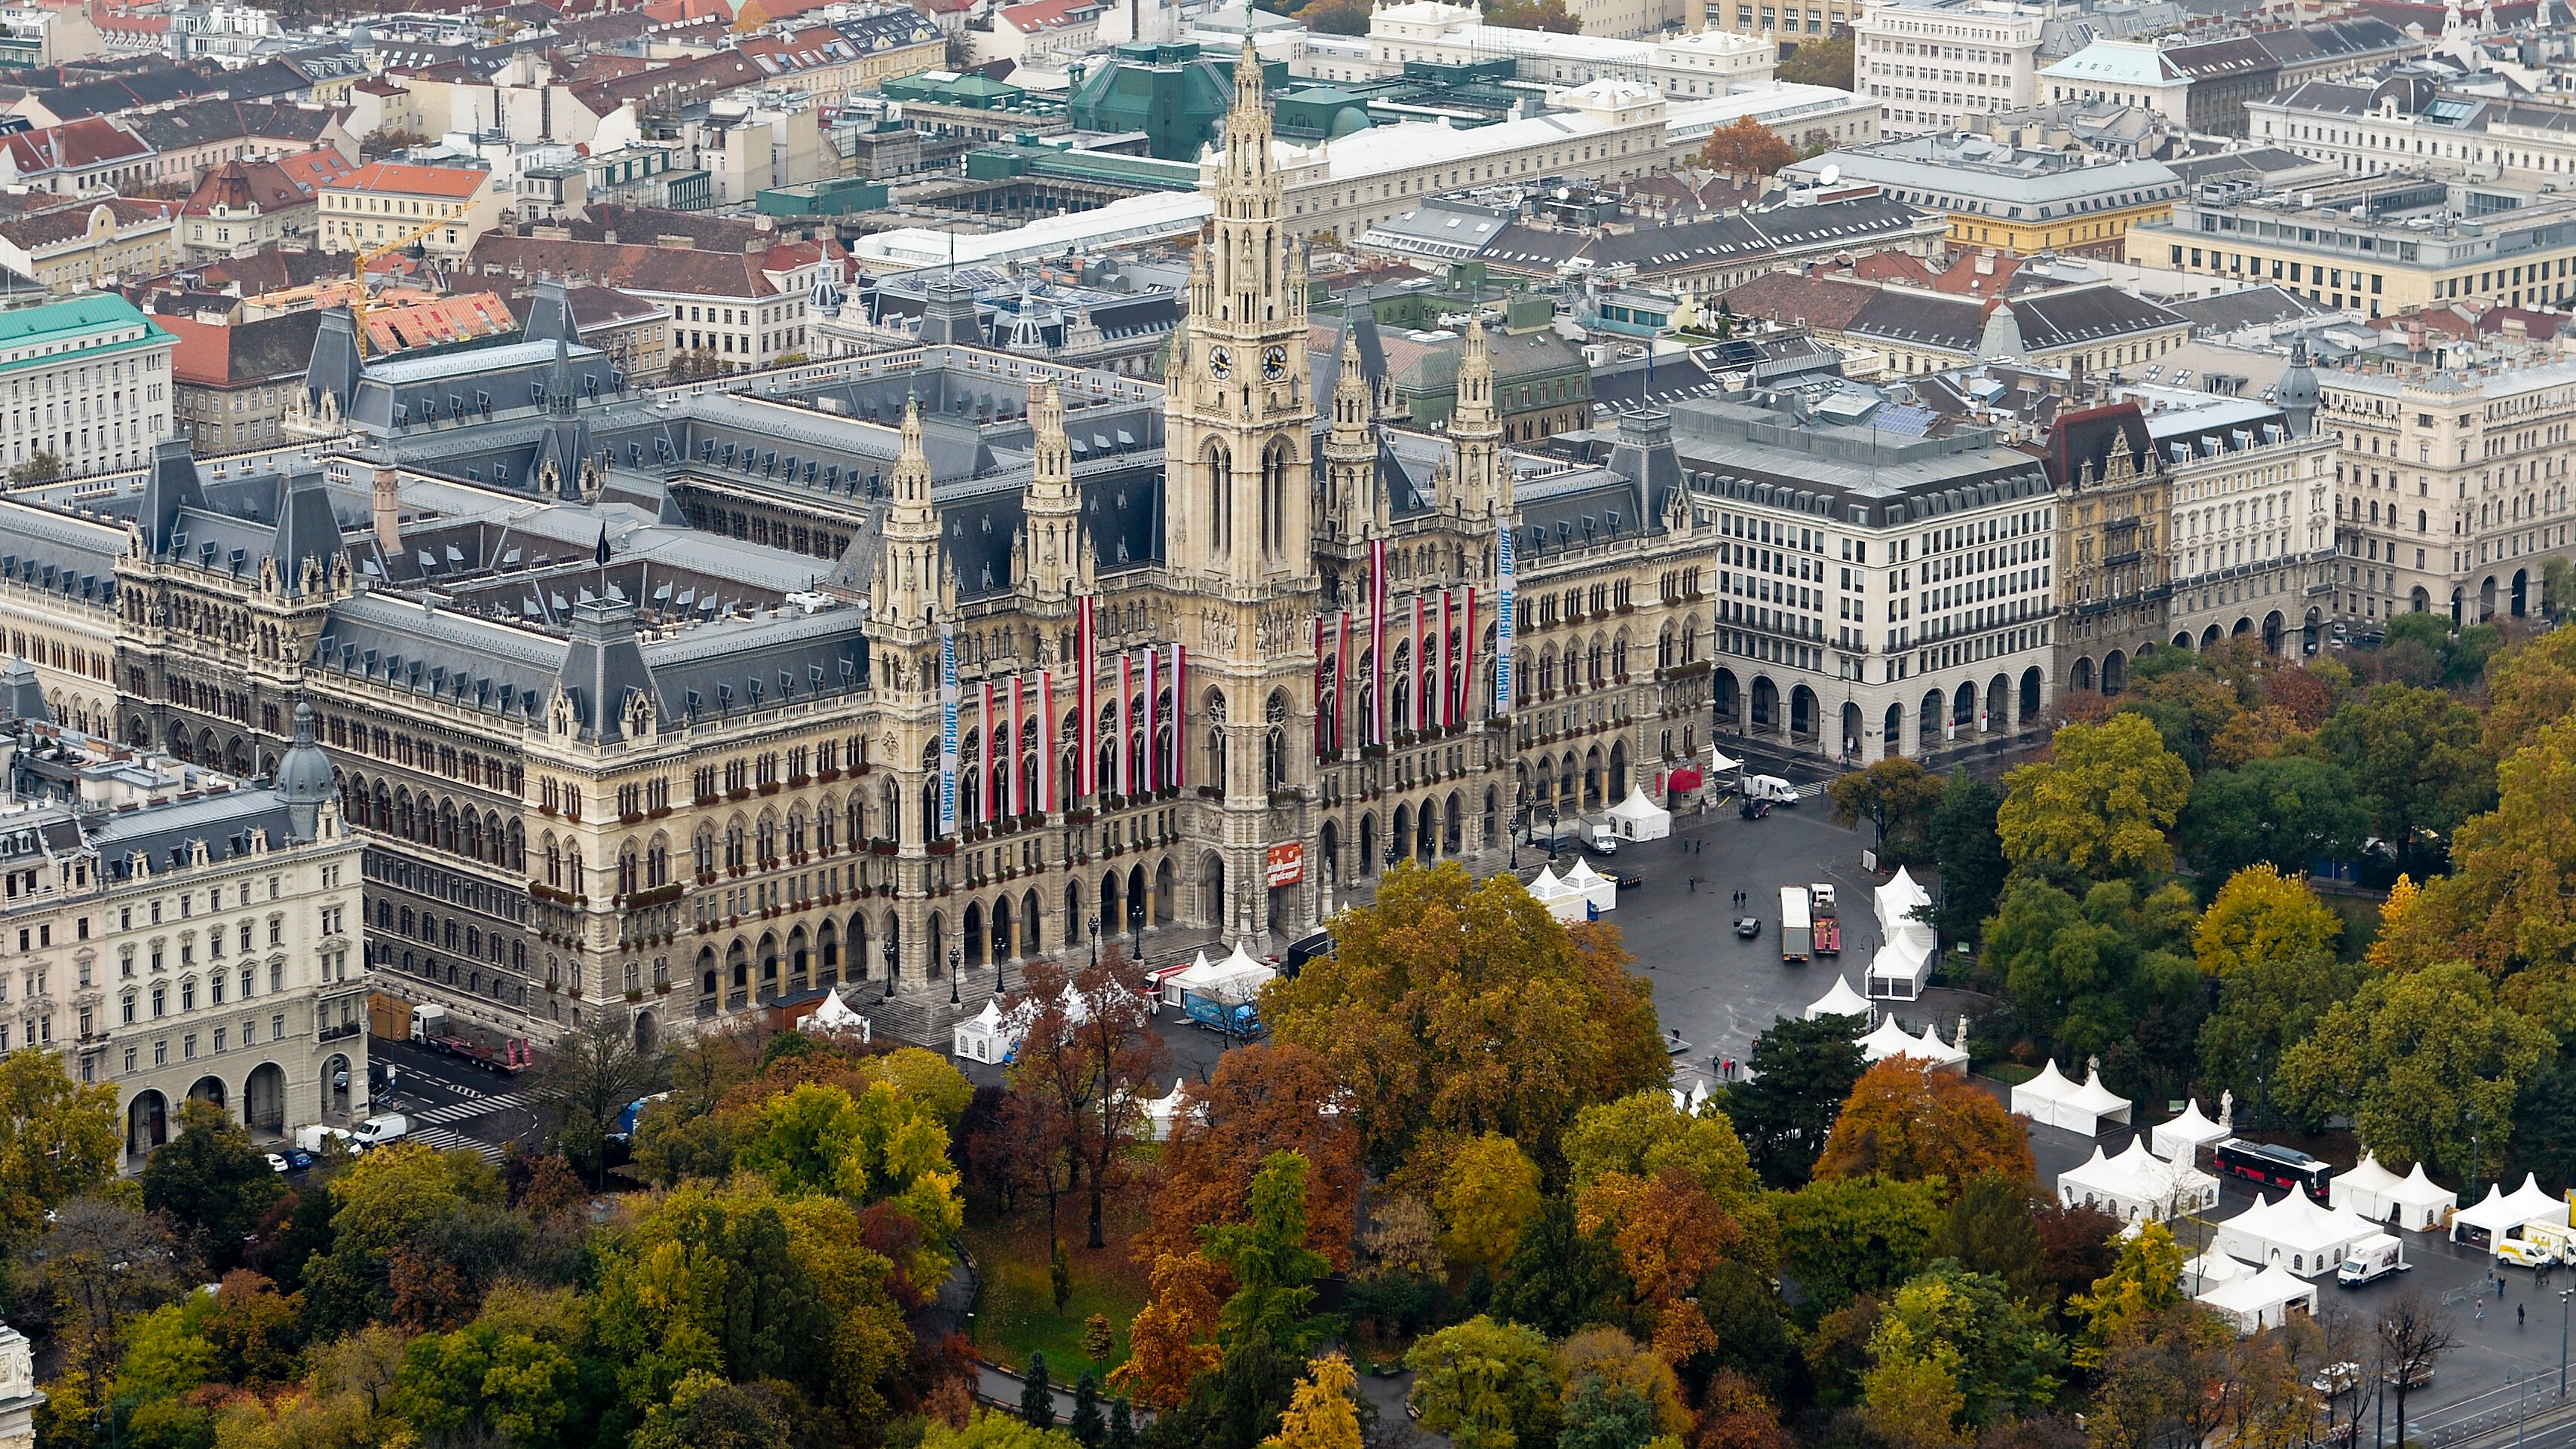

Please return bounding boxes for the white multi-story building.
[1317,2,1778,96]
[2038,39,2189,125]
[1654,396,2062,763]
[1854,0,2046,136]
[2319,354,2576,626]
[0,293,173,481]
[0,682,366,1164]
[2141,387,2341,652]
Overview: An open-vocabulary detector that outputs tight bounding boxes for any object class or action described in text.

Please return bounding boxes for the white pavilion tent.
[800,988,872,1043]
[2329,1153,2405,1224]
[2197,1263,2319,1334]
[1528,866,1587,924]
[1856,1016,1969,1074]
[2449,1173,2568,1248]
[1603,786,1672,842]
[952,999,1006,1063]
[1805,974,1872,1021]
[2150,1098,2228,1163]
[2213,1191,2378,1277]
[2183,1249,2243,1295]
[2385,1163,2458,1233]
[1868,868,1940,1000]
[2059,1138,2220,1224]
[1158,951,1218,1009]
[2012,1059,2130,1135]
[1562,858,1618,913]
[1188,942,1276,1007]
[1142,1077,1191,1141]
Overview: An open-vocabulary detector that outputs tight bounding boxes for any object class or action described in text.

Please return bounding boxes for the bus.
[2213,1138,2334,1203]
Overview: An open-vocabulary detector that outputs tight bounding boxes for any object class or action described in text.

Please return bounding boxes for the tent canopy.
[2196,1262,2318,1332]
[2454,1173,2568,1239]
[1562,858,1617,911]
[2150,1098,2228,1162]
[1857,1016,1967,1072]
[2215,1190,2377,1276]
[1806,974,1872,1021]
[2060,1138,2219,1223]
[1604,786,1672,841]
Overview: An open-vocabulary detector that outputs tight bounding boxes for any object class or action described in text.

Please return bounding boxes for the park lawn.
[964,1192,1153,1383]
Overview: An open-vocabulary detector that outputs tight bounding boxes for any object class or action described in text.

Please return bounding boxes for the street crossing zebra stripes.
[409,1092,531,1126]
[410,1124,506,1165]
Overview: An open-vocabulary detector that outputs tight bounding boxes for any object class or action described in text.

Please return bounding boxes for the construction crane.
[349,204,474,356]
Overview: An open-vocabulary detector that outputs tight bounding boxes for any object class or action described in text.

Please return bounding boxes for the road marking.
[410,1124,506,1164]
[411,1092,531,1125]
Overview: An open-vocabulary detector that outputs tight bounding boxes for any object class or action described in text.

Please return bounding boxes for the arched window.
[1263,692,1288,795]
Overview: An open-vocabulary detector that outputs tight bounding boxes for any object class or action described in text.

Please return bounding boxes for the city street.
[362,1036,538,1166]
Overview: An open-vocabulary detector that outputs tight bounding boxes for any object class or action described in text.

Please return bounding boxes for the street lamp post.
[2559,1288,2571,1397]
[994,939,1006,997]
[1087,914,1100,968]
[949,948,961,1006]
[882,938,897,998]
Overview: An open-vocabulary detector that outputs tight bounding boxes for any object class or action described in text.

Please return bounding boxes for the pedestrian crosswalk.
[411,1124,506,1165]
[411,1092,531,1126]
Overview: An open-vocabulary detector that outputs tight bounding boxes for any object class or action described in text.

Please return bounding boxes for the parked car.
[1733,916,1762,939]
[265,1153,291,1175]
[2382,1361,2434,1391]
[2310,1362,2361,1395]
[285,1148,314,1171]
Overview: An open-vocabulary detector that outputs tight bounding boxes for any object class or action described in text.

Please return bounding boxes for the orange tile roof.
[360,291,517,352]
[325,161,492,200]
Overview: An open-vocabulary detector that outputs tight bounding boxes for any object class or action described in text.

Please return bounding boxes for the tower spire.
[1025,381,1079,600]
[874,392,940,621]
[1452,314,1504,519]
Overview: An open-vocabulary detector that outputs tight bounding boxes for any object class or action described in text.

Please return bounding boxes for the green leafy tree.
[538,1006,663,1184]
[1776,32,1854,87]
[0,1046,122,1249]
[2197,946,2363,1123]
[1202,1150,1332,1354]
[1404,1316,1563,1449]
[1489,1196,1633,1339]
[2068,1221,2189,1368]
[1874,1261,2062,1428]
[140,1098,284,1273]
[1828,757,1945,855]
[734,1080,964,1276]
[1997,713,2192,877]
[299,1141,506,1336]
[1722,1012,1870,1188]
[2177,755,2370,889]
[1562,1089,1763,1217]
[395,1318,586,1449]
[1980,876,2202,1074]
[1778,1175,1945,1312]
[9,451,62,485]
[1072,1371,1106,1448]
[2546,556,2576,623]
[2308,683,2494,873]
[1862,1315,1966,1449]
[1931,1174,2050,1308]
[628,1372,836,1449]
[2278,960,2554,1179]
[1927,769,2007,942]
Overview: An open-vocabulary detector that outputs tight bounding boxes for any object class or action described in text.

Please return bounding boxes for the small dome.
[274,701,336,804]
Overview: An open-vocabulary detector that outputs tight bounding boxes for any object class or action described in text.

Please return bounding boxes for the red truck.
[410,1003,530,1074]
[1811,884,1842,956]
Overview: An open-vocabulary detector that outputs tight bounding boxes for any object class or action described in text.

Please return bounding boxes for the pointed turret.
[877,394,941,623]
[1325,327,1377,535]
[1451,314,1504,519]
[2278,336,2320,437]
[1024,381,1080,601]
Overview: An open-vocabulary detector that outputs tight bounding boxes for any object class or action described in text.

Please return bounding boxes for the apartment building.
[0,294,175,480]
[1330,2,1778,96]
[2141,382,2340,652]
[0,685,366,1164]
[317,163,505,263]
[177,152,357,263]
[2128,173,2576,317]
[2163,19,2424,138]
[1853,0,2046,136]
[2249,78,2576,191]
[2038,39,2188,124]
[462,232,836,372]
[2318,355,2576,626]
[0,199,176,294]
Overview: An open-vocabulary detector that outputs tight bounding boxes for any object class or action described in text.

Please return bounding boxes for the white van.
[1744,775,1801,804]
[351,1114,411,1150]
[2337,1233,2409,1285]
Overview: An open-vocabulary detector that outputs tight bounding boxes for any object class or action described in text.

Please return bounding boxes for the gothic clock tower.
[1164,39,1325,942]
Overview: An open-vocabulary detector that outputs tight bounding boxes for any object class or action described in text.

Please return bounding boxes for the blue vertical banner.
[939,620,958,837]
[1494,519,1515,715]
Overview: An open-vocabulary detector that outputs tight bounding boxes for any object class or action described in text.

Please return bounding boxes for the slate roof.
[2004,284,2185,349]
[1848,287,1987,353]
[2167,284,2326,334]
[1478,191,1934,282]
[165,310,325,389]
[23,69,222,121]
[130,100,341,155]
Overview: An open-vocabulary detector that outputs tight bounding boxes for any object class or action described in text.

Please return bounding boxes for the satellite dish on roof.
[1818,164,1841,187]
[1556,186,1572,201]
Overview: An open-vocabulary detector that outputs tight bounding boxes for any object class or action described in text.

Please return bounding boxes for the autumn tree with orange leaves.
[1142,1044,1363,1273]
[1006,953,1167,1251]
[1697,117,1797,176]
[1814,1058,2036,1192]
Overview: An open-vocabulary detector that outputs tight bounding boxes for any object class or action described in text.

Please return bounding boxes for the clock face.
[1209,346,1234,380]
[1262,344,1288,381]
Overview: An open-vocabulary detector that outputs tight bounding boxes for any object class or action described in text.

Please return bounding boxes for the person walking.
[2519,1303,2527,1329]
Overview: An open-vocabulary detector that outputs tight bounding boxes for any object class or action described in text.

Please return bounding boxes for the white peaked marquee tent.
[2197,1262,2319,1333]
[2058,1138,2220,1224]
[953,999,1006,1063]
[800,988,872,1043]
[1528,866,1587,923]
[2214,1190,2378,1277]
[2011,1059,2133,1135]
[2330,1153,2403,1223]
[1806,974,1872,1022]
[1159,950,1218,1009]
[2151,1098,2229,1163]
[1142,1077,1191,1141]
[2384,1163,2458,1233]
[1869,868,1940,1000]
[1562,858,1618,913]
[1856,1015,1969,1073]
[2450,1173,2568,1247]
[2183,1249,2242,1296]
[1603,786,1672,842]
